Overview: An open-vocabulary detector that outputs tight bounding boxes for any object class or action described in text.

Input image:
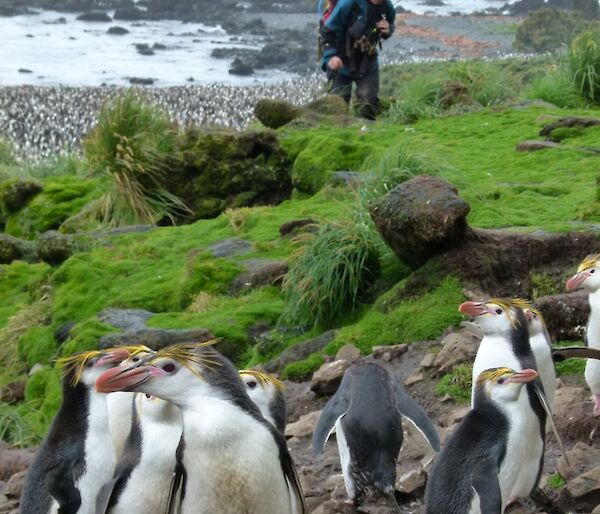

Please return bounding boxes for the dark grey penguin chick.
[312,360,440,511]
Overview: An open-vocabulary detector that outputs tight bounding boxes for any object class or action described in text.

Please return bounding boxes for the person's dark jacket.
[320,0,396,77]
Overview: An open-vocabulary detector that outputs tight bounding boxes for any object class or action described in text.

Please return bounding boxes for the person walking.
[319,0,396,120]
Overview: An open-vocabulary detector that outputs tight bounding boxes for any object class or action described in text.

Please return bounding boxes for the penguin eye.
[247,380,258,389]
[591,269,596,274]
[497,378,505,385]
[162,363,176,373]
[495,308,503,315]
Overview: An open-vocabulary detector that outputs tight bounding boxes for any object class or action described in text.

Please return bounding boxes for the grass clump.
[447,61,516,107]
[570,27,600,104]
[84,90,189,227]
[0,401,39,447]
[525,66,584,109]
[280,218,380,329]
[386,76,442,124]
[436,363,473,404]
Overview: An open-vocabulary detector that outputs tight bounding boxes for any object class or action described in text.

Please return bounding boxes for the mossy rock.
[254,99,301,129]
[0,179,42,220]
[173,128,293,219]
[4,175,104,239]
[0,234,36,264]
[305,95,349,116]
[291,135,374,194]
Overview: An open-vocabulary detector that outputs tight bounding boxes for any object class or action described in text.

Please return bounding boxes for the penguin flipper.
[552,346,600,362]
[46,463,81,514]
[95,478,120,514]
[312,383,350,454]
[471,447,502,514]
[391,381,440,452]
[166,463,186,514]
[275,435,308,514]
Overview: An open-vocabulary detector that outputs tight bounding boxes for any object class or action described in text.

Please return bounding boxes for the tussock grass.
[570,27,600,104]
[0,401,38,447]
[280,218,380,329]
[224,206,270,234]
[385,76,442,124]
[447,61,516,106]
[84,91,189,226]
[525,66,584,108]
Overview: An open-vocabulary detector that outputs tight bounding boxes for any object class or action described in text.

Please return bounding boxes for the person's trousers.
[330,68,379,120]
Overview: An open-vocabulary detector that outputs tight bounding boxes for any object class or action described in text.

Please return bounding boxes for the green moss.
[547,473,566,490]
[554,340,587,376]
[61,319,117,356]
[21,366,62,440]
[18,326,57,368]
[281,352,325,381]
[436,363,473,404]
[530,272,560,299]
[4,175,104,239]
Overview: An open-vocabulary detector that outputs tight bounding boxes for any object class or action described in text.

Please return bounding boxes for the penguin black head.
[567,253,600,293]
[474,367,538,407]
[459,299,524,336]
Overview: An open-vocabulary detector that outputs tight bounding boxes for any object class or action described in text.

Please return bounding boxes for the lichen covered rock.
[254,99,301,129]
[173,128,292,219]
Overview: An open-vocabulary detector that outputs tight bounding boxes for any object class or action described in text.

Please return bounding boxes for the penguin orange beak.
[458,301,488,317]
[566,272,587,291]
[94,348,130,368]
[508,368,538,383]
[96,365,160,393]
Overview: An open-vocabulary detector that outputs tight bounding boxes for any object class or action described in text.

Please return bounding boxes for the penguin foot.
[505,495,518,507]
[593,396,600,417]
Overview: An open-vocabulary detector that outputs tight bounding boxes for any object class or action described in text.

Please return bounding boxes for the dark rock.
[265,330,337,373]
[369,176,470,268]
[135,43,154,55]
[209,238,253,258]
[97,308,154,332]
[17,69,32,74]
[279,218,318,237]
[421,0,444,5]
[517,140,561,152]
[229,57,254,76]
[0,381,25,405]
[43,17,67,24]
[152,42,167,50]
[0,179,42,215]
[242,18,267,34]
[254,99,301,129]
[107,26,129,35]
[0,444,35,481]
[534,291,589,341]
[35,230,75,265]
[113,5,145,20]
[229,259,288,294]
[0,234,36,264]
[128,77,154,85]
[540,116,600,138]
[76,11,112,22]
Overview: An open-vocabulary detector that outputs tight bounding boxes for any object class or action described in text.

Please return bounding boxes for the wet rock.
[279,218,317,237]
[254,98,301,129]
[229,259,288,294]
[209,238,253,258]
[107,26,129,35]
[113,5,145,20]
[516,140,561,152]
[97,308,154,332]
[265,330,336,373]
[229,57,254,76]
[310,359,352,396]
[372,344,408,362]
[433,322,482,372]
[285,410,322,439]
[76,11,112,22]
[0,444,35,481]
[0,381,25,405]
[369,176,470,268]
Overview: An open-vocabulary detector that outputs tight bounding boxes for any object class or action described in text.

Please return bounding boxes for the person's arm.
[319,0,355,69]
[379,0,395,39]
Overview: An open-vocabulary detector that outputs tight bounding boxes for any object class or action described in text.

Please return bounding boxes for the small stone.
[372,344,408,361]
[285,410,322,439]
[440,394,453,403]
[396,468,426,495]
[310,360,352,396]
[28,364,43,376]
[334,344,361,363]
[5,471,27,498]
[420,353,435,368]
[404,372,424,386]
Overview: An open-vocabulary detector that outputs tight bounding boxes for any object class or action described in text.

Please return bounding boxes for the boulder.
[254,99,301,129]
[97,308,154,332]
[0,381,25,405]
[369,176,470,268]
[433,322,482,372]
[0,179,42,216]
[107,26,129,35]
[534,291,589,341]
[229,58,254,76]
[135,43,154,56]
[559,443,600,509]
[0,234,36,264]
[279,218,318,237]
[553,387,597,445]
[128,77,154,85]
[35,230,76,265]
[264,330,336,373]
[285,410,322,438]
[228,259,288,294]
[334,344,361,363]
[76,11,112,22]
[4,471,26,498]
[174,128,292,220]
[310,359,352,396]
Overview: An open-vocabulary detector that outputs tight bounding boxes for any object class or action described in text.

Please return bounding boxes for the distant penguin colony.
[18,251,600,513]
[0,78,323,160]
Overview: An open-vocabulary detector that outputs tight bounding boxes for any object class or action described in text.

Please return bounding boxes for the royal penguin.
[239,369,287,433]
[96,394,183,514]
[511,299,556,411]
[312,360,440,511]
[20,348,129,514]
[96,342,306,514]
[425,367,540,514]
[566,253,600,416]
[460,299,547,503]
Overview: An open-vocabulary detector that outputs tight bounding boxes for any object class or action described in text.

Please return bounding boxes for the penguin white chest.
[181,403,292,514]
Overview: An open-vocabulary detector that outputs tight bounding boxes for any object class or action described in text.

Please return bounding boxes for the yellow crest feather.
[578,253,600,273]
[475,367,514,389]
[239,369,285,391]
[147,340,222,376]
[56,350,103,385]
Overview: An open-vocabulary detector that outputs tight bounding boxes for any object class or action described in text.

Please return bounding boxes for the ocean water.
[0,1,513,87]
